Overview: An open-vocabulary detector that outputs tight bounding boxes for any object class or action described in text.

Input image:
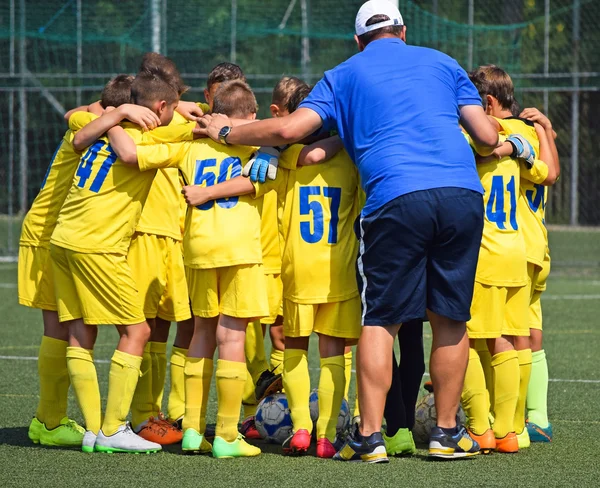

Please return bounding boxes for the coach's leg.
[427,310,469,429]
[357,324,400,436]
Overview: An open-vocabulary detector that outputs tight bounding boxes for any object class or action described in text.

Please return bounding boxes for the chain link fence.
[0,0,598,264]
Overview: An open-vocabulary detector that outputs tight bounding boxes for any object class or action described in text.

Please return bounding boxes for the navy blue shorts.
[355,187,483,326]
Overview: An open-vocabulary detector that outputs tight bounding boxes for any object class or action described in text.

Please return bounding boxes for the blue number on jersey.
[41,141,64,190]
[526,184,545,213]
[299,185,342,244]
[486,175,518,231]
[89,144,118,193]
[193,157,242,210]
[76,140,105,189]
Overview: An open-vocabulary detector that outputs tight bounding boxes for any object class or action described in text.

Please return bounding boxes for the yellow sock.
[491,350,519,438]
[215,359,247,442]
[102,350,143,436]
[343,350,353,400]
[353,395,360,418]
[317,355,345,441]
[242,364,258,419]
[130,343,153,429]
[36,337,69,429]
[515,348,532,434]
[245,320,269,382]
[475,340,494,414]
[66,347,101,434]
[182,357,213,433]
[270,347,284,375]
[282,349,312,433]
[150,341,167,414]
[167,347,187,421]
[461,348,491,435]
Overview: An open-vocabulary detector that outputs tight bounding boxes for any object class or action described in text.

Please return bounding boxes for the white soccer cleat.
[82,430,97,453]
[94,423,162,454]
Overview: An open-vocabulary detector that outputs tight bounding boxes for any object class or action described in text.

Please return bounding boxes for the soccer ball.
[412,392,467,446]
[309,388,351,435]
[255,393,293,444]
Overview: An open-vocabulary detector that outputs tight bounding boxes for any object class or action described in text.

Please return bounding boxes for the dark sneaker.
[333,424,388,463]
[428,425,480,459]
[255,369,283,402]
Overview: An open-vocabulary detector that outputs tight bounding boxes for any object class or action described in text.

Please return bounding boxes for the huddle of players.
[17,51,557,460]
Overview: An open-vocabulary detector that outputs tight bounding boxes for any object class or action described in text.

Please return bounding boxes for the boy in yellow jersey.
[463,66,558,454]
[50,64,193,454]
[18,75,133,448]
[107,80,266,459]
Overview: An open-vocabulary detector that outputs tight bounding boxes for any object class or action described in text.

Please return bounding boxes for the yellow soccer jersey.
[497,117,547,267]
[51,120,194,255]
[254,144,360,304]
[171,102,211,126]
[136,139,262,269]
[260,191,282,274]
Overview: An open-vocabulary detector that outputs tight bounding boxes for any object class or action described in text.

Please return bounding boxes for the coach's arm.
[459,105,501,156]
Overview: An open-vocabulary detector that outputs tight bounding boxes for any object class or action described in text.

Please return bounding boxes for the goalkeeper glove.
[507,134,536,169]
[242,147,283,183]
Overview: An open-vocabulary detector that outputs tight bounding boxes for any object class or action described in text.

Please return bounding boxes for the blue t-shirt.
[300,38,484,216]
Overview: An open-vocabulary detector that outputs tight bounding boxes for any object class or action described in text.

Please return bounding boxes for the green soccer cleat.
[383,428,416,456]
[182,428,212,454]
[39,417,85,447]
[28,418,43,444]
[212,434,261,459]
[517,428,530,449]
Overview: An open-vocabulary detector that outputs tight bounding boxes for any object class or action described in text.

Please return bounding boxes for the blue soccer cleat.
[526,421,553,442]
[333,424,388,463]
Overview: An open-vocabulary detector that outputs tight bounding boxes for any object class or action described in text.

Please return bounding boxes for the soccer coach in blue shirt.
[198,0,501,462]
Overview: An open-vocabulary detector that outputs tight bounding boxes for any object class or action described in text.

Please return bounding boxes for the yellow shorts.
[283,297,361,339]
[50,244,145,325]
[186,264,268,319]
[18,245,57,311]
[535,251,551,292]
[529,289,543,331]
[260,273,283,325]
[526,262,541,302]
[467,282,529,339]
[128,233,190,322]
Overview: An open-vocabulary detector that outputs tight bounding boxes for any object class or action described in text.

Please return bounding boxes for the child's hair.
[139,52,189,96]
[100,74,134,108]
[131,67,180,109]
[287,83,312,113]
[207,62,246,91]
[469,65,516,112]
[212,80,257,118]
[272,76,308,111]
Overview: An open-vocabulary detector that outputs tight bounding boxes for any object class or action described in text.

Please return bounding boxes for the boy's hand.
[119,104,161,131]
[182,185,210,207]
[506,134,536,169]
[242,147,281,183]
[519,107,552,131]
[195,113,231,142]
[176,101,205,122]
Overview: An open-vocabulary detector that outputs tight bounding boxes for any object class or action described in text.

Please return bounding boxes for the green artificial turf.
[0,228,599,487]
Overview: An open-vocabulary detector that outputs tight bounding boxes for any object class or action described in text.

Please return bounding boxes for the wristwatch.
[218,126,232,145]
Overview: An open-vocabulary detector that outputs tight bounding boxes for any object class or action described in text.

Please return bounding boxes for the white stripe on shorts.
[356,216,368,325]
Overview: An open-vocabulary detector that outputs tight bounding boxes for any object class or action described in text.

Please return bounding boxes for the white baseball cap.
[355,0,404,36]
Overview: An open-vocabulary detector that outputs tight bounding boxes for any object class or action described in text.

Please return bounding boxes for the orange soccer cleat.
[136,414,183,445]
[467,428,496,454]
[495,432,519,453]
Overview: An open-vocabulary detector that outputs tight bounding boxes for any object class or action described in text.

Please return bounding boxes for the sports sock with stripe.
[515,348,533,434]
[317,355,346,442]
[36,336,70,429]
[102,350,143,436]
[282,348,312,433]
[66,346,101,434]
[461,348,491,435]
[130,343,153,430]
[182,357,213,433]
[150,341,167,414]
[215,359,247,441]
[167,346,187,421]
[491,350,519,439]
[527,349,549,428]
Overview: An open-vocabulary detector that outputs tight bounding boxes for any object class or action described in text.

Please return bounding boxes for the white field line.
[1,354,598,384]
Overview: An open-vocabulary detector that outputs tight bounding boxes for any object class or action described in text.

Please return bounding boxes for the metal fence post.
[151,0,161,53]
[19,0,28,215]
[231,0,237,63]
[570,0,580,226]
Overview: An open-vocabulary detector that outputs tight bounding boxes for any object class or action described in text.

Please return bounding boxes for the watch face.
[219,126,231,138]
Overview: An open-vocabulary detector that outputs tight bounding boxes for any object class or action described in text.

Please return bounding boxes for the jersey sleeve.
[455,62,482,107]
[137,142,190,171]
[279,144,303,171]
[520,159,549,184]
[252,168,287,199]
[139,121,195,144]
[68,111,98,131]
[298,75,336,133]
